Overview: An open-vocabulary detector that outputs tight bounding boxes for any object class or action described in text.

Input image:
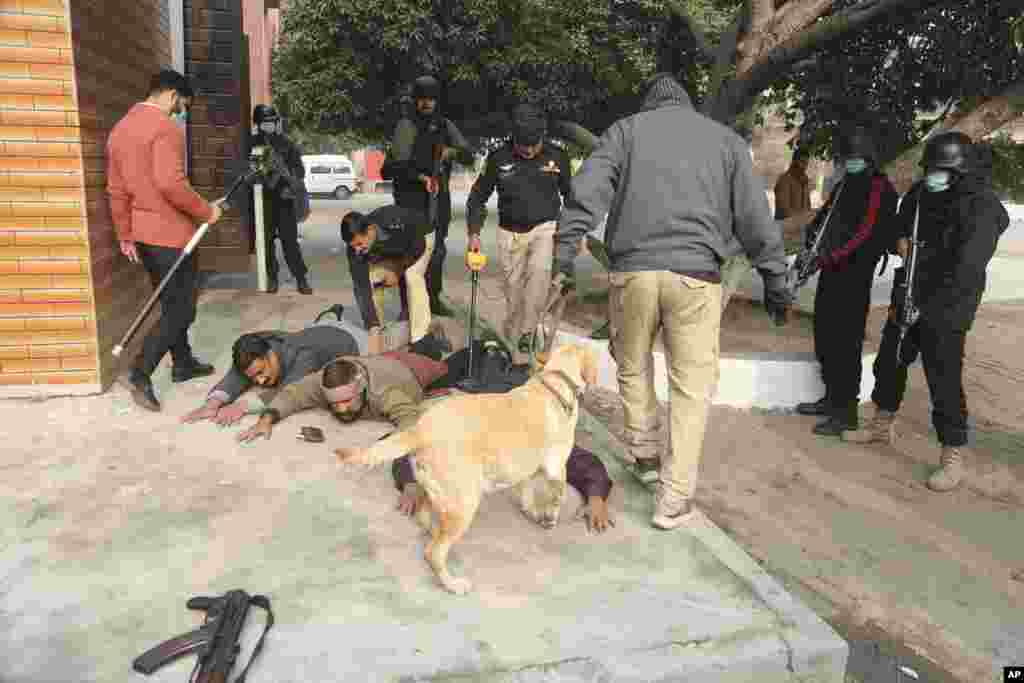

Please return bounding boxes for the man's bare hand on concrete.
[181,398,224,424]
[237,415,273,443]
[397,483,424,517]
[577,496,615,534]
[212,403,247,426]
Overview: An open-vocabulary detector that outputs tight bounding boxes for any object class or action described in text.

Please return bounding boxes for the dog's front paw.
[334,446,359,462]
[442,576,474,595]
[335,447,370,470]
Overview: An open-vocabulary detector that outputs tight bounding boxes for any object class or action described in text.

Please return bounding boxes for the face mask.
[259,122,277,135]
[925,170,952,193]
[845,158,867,174]
[172,111,188,125]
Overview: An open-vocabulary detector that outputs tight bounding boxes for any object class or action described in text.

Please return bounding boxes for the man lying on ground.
[239,349,617,533]
[181,322,363,425]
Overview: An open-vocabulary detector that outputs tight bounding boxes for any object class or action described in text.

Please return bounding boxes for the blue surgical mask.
[925,170,951,193]
[172,111,188,125]
[845,158,867,174]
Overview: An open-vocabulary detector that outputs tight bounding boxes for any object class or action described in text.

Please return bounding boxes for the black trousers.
[871,317,969,447]
[264,193,308,281]
[812,265,874,414]
[135,243,198,377]
[395,187,451,301]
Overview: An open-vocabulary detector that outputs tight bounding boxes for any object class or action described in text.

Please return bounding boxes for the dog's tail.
[348,428,423,469]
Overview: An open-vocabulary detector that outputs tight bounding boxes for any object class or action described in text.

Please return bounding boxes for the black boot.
[796,396,831,416]
[813,402,859,436]
[172,358,215,383]
[128,369,161,412]
[430,296,454,317]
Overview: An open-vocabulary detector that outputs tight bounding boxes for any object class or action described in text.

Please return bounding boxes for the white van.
[302,154,359,199]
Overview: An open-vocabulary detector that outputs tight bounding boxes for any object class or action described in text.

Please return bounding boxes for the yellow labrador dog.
[336,343,598,595]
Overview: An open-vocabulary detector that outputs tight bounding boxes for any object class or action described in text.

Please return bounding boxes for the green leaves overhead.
[767,0,1023,162]
[273,0,738,141]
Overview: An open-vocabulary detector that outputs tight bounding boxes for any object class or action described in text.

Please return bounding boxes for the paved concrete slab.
[1,386,846,682]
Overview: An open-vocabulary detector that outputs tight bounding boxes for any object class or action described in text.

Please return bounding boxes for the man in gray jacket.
[553,73,792,530]
[180,323,363,426]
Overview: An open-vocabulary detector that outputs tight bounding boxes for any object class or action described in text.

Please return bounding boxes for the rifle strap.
[234,595,275,683]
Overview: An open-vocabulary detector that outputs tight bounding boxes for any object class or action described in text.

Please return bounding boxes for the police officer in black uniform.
[841,132,1009,492]
[252,104,312,295]
[795,126,899,435]
[382,75,474,316]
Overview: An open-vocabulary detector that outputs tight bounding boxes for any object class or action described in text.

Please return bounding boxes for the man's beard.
[332,398,365,424]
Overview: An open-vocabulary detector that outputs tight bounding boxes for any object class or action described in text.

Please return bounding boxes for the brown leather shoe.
[128,372,161,412]
[297,276,313,295]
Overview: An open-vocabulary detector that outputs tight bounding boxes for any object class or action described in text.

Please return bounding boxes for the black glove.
[760,271,793,327]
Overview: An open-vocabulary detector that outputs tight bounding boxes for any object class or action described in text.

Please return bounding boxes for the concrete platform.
[550,327,876,410]
[0,353,848,682]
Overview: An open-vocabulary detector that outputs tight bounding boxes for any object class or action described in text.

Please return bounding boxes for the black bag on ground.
[425,339,526,393]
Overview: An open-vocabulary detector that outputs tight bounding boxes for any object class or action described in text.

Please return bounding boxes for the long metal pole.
[111,173,249,357]
[253,181,268,292]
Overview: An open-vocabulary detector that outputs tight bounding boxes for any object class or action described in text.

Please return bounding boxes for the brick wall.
[68,0,172,390]
[185,0,249,272]
[0,0,97,393]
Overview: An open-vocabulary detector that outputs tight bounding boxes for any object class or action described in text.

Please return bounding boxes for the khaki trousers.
[496,221,556,364]
[370,232,435,343]
[608,271,722,500]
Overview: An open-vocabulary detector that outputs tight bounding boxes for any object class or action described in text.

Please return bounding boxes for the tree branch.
[885,77,1024,193]
[703,6,748,117]
[724,0,957,121]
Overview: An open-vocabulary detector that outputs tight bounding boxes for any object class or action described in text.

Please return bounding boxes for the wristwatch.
[260,408,281,424]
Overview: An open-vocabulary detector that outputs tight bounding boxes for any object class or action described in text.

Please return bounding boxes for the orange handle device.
[466,250,487,272]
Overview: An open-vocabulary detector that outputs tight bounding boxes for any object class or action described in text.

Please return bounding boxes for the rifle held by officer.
[894,202,922,363]
[787,180,846,293]
[132,589,273,683]
[428,141,443,227]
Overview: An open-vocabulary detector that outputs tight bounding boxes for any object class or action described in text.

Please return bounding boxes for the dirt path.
[576,300,1024,683]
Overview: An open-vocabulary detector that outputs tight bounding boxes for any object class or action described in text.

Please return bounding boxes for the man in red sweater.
[107,69,223,411]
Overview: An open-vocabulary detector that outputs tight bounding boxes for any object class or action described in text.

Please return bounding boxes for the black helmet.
[412,75,440,100]
[921,131,973,175]
[837,126,878,164]
[511,103,547,146]
[253,104,280,125]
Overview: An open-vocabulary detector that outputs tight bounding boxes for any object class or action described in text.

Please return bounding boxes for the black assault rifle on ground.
[132,589,273,683]
[786,180,846,293]
[894,201,922,363]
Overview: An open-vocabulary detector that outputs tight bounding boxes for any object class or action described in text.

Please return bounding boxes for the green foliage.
[273,0,738,141]
[989,133,1024,202]
[289,128,375,155]
[766,0,1023,163]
